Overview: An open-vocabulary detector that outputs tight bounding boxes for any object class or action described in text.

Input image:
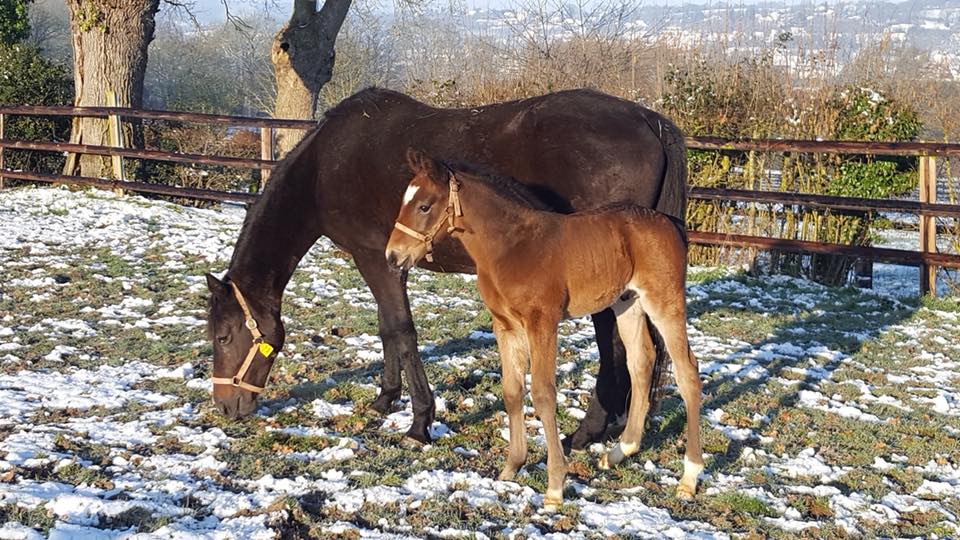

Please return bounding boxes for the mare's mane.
[227,121,325,271]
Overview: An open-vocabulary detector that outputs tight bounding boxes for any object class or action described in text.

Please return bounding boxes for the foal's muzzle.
[385,247,414,271]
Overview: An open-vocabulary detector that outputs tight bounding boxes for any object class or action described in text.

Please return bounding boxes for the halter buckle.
[245,319,258,330]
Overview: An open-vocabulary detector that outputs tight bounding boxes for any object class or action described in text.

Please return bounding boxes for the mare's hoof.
[676,484,696,500]
[563,429,598,455]
[402,427,431,448]
[370,394,398,415]
[399,436,425,450]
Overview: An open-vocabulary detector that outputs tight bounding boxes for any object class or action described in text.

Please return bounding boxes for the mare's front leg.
[353,249,435,444]
[565,308,631,452]
[525,312,567,510]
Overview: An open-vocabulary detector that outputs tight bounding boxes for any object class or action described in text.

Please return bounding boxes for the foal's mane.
[444,162,553,212]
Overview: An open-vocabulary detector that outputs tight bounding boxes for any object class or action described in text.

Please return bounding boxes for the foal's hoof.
[676,484,696,500]
[542,496,563,512]
[370,394,397,415]
[497,467,518,482]
[598,443,631,470]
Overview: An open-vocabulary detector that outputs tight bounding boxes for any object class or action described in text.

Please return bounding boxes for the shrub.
[0,0,31,46]
[660,53,923,286]
[0,42,72,175]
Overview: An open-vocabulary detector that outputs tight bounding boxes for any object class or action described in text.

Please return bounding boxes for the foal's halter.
[393,176,463,262]
[210,283,275,393]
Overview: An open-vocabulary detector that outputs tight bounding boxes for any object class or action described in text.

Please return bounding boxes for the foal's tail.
[640,112,689,417]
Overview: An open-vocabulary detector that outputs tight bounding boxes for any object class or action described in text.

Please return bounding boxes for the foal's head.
[205,273,284,419]
[385,149,459,270]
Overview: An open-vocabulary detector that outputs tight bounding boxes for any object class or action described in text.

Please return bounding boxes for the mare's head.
[205,273,285,419]
[385,149,459,270]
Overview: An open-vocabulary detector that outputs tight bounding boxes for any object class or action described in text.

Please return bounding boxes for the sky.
[182,0,926,22]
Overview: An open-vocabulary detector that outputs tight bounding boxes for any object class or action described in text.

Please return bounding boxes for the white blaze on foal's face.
[402,184,420,205]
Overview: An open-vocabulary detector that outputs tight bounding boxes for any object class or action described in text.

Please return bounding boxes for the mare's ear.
[205,273,230,299]
[405,148,448,186]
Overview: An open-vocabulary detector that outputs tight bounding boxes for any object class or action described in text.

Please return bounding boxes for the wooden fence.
[2,105,959,296]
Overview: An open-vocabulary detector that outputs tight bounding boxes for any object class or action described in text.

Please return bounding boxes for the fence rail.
[687,137,960,157]
[0,139,274,170]
[0,105,317,129]
[1,105,958,296]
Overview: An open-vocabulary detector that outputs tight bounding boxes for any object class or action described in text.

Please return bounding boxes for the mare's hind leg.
[598,297,656,470]
[493,317,529,481]
[641,292,704,500]
[565,309,631,453]
[353,249,435,444]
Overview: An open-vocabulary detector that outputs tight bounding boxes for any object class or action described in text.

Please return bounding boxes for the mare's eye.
[217,335,231,345]
[418,204,431,214]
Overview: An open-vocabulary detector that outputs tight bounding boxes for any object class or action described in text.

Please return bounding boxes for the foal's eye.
[418,204,431,214]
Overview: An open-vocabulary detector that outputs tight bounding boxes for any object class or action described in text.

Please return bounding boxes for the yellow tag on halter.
[258,343,274,357]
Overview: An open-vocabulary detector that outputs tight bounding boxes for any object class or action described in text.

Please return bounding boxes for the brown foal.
[385,150,704,509]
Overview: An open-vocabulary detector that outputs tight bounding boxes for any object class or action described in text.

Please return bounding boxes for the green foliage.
[660,56,786,138]
[661,57,924,286]
[0,43,73,174]
[0,0,31,45]
[828,160,916,199]
[827,86,922,199]
[831,86,922,142]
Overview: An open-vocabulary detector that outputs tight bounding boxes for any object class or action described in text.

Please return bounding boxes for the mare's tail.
[640,112,689,417]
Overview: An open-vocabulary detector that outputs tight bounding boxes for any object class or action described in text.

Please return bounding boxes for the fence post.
[919,155,937,297]
[260,127,274,190]
[105,91,126,182]
[0,113,5,190]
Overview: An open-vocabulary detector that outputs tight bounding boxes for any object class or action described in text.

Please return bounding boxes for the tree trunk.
[64,0,159,178]
[272,0,352,157]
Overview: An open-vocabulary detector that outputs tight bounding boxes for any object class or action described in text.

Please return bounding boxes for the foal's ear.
[405,148,430,174]
[205,273,229,298]
[405,148,448,185]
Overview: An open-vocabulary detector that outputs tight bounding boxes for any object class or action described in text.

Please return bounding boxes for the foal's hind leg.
[599,297,656,470]
[493,317,529,481]
[641,293,704,500]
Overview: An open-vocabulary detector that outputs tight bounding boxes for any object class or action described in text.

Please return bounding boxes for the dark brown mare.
[385,150,703,508]
[204,87,687,447]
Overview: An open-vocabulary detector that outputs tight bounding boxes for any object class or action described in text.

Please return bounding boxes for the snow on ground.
[1,185,959,538]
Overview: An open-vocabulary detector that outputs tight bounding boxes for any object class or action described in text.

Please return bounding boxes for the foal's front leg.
[493,318,528,481]
[525,315,566,510]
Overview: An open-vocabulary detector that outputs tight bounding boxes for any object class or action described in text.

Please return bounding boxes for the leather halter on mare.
[211,283,275,393]
[393,174,463,262]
